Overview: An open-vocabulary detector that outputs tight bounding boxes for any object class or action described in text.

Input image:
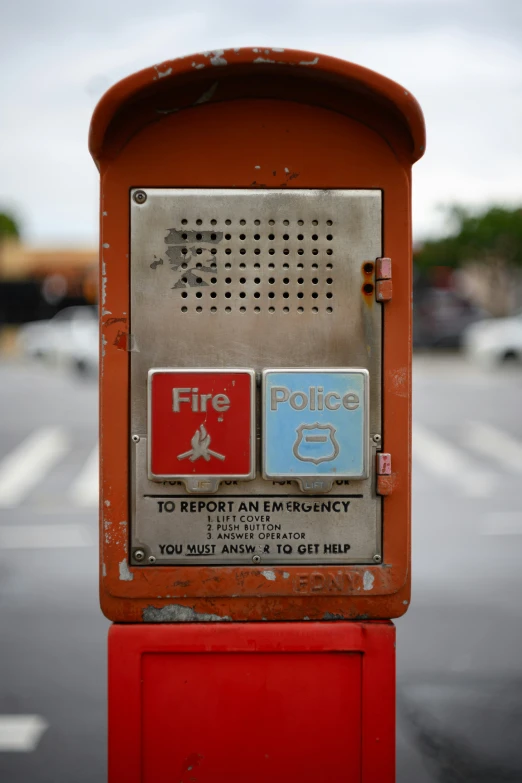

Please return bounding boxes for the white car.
[463,314,522,365]
[18,306,99,376]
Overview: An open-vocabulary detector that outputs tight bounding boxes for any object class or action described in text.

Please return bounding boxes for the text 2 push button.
[148,368,256,493]
[262,369,370,492]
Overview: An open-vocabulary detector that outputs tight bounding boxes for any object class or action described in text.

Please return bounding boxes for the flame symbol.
[178,424,225,462]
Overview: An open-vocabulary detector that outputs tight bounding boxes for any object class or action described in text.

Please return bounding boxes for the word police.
[270,386,360,411]
[172,388,230,413]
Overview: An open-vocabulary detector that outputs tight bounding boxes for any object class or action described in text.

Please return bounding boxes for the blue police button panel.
[263,369,369,480]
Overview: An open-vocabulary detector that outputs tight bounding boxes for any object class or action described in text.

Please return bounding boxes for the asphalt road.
[0,354,521,782]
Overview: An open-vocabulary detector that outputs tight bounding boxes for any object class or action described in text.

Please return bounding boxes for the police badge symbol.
[293,423,340,465]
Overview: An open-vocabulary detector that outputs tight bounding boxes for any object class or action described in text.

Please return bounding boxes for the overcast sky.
[1,0,521,246]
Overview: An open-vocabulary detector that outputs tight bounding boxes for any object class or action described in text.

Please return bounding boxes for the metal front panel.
[130,189,382,565]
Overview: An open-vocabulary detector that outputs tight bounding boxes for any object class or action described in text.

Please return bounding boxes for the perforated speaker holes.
[162,219,336,314]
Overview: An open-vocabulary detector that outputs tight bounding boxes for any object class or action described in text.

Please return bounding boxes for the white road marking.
[69,445,98,507]
[0,524,93,549]
[464,421,522,474]
[0,715,48,752]
[480,512,522,536]
[0,428,69,508]
[412,423,498,498]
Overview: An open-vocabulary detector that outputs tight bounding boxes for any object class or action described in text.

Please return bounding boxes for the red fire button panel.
[147,369,256,490]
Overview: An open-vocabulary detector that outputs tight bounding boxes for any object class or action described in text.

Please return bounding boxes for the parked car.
[463,313,522,365]
[413,288,486,349]
[18,306,98,376]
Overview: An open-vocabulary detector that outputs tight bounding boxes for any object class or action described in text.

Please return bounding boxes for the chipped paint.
[156,107,179,116]
[261,569,276,581]
[102,211,108,217]
[143,604,232,622]
[101,334,107,358]
[119,559,134,581]
[254,57,276,64]
[104,499,110,507]
[193,82,218,106]
[209,50,227,67]
[323,611,345,620]
[154,66,173,79]
[272,48,285,52]
[299,56,319,66]
[102,242,110,249]
[101,261,107,306]
[284,167,290,173]
[102,562,107,577]
[191,62,205,70]
[363,571,375,591]
[283,571,290,579]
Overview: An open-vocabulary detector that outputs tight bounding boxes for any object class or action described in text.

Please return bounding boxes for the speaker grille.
[156,217,336,314]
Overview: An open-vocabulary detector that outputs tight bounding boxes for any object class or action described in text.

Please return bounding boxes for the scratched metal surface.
[130,189,383,565]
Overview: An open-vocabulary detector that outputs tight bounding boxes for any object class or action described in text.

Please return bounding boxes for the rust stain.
[113,330,128,349]
[361,262,375,307]
[361,281,375,305]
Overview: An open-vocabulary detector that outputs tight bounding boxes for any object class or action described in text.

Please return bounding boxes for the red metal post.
[109,621,395,783]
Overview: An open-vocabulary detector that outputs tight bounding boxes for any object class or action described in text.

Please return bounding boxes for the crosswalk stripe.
[69,445,98,507]
[0,524,91,550]
[412,423,498,498]
[463,421,522,474]
[0,715,48,752]
[0,428,69,508]
[0,524,93,549]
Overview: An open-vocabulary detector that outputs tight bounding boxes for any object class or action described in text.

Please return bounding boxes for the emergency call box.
[90,48,425,622]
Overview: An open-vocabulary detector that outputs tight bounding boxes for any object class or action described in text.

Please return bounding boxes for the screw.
[252,555,261,564]
[134,549,145,562]
[372,434,382,443]
[373,554,382,563]
[132,434,140,443]
[148,555,156,564]
[133,190,147,204]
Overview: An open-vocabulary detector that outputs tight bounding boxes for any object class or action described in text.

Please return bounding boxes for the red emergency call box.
[89,47,425,623]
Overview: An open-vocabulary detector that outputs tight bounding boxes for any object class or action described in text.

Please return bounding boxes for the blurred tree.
[415,206,522,316]
[0,212,21,240]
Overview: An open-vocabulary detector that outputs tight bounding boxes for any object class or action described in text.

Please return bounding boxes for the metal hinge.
[375,256,392,302]
[376,452,394,495]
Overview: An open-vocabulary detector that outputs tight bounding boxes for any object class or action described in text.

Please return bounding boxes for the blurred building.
[0,238,97,325]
